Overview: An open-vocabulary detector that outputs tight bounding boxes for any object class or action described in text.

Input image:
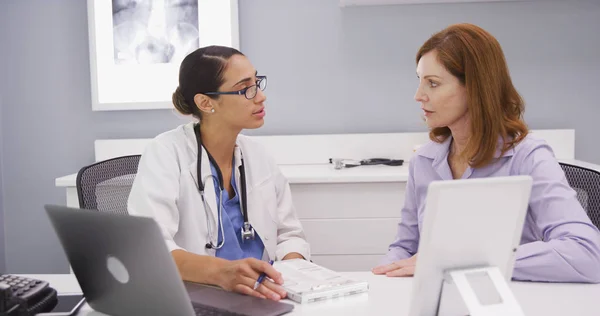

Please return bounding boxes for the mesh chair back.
[76,155,141,215]
[559,162,600,230]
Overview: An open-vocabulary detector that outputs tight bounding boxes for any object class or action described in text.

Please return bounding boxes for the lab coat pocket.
[256,182,279,224]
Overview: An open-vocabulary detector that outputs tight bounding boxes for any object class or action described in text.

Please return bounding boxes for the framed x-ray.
[87,0,239,111]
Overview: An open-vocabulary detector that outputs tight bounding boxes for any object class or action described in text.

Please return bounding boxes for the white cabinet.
[290,181,406,271]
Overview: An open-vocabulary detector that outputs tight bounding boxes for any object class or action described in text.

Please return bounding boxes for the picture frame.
[87,0,239,111]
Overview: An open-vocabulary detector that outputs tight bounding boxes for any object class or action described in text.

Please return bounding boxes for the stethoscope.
[194,124,255,250]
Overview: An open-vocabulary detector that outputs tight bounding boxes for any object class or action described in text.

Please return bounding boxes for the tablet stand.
[437,266,525,316]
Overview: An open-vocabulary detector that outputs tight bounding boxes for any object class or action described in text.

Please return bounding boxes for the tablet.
[408,176,532,316]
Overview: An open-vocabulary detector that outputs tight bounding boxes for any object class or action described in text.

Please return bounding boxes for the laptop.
[45,204,294,316]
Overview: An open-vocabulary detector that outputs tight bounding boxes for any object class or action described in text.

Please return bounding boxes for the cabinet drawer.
[291,182,406,219]
[311,254,384,272]
[301,218,400,255]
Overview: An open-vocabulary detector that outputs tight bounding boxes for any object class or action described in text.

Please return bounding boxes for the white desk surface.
[55,164,410,187]
[22,272,600,316]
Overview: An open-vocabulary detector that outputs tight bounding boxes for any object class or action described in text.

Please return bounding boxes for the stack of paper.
[273,259,369,303]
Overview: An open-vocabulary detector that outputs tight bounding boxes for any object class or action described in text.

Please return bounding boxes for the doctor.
[128,45,310,301]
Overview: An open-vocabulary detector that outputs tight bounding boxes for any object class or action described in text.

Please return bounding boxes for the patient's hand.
[372,254,418,277]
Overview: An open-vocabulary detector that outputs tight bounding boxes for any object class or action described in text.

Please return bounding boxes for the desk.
[23,273,600,316]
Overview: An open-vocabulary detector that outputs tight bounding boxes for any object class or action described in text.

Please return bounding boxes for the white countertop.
[279,164,409,184]
[54,159,600,187]
[21,272,600,316]
[55,164,410,187]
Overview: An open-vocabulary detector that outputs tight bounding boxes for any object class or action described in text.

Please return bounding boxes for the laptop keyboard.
[193,304,245,316]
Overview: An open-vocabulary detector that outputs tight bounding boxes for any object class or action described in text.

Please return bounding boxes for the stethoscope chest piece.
[241,222,256,241]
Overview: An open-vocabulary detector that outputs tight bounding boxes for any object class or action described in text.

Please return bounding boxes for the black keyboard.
[193,304,244,316]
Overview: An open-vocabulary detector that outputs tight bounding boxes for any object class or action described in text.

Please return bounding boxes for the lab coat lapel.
[235,140,277,260]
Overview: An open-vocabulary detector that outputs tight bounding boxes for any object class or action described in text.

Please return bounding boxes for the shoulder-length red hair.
[416,23,528,168]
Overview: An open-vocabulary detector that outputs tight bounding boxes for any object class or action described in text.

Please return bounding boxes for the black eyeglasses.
[205,76,267,100]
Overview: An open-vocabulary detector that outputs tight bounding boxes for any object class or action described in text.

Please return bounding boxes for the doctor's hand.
[215,258,287,301]
[372,254,418,277]
[282,252,305,260]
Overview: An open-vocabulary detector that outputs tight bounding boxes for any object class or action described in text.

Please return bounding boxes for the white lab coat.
[127,122,310,261]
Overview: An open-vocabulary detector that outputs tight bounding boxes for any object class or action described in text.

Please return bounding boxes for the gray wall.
[0,0,598,273]
[0,91,5,274]
[0,3,6,274]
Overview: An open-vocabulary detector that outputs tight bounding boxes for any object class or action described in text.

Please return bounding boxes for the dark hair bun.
[173,86,193,116]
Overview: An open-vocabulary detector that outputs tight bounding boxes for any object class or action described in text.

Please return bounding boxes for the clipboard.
[273,259,369,303]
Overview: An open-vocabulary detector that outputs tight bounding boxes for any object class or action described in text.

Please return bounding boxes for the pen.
[253,260,274,290]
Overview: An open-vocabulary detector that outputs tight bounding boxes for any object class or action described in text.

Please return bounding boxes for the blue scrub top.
[210,162,265,261]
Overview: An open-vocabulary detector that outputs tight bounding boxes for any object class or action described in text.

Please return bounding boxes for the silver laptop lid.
[45,204,195,316]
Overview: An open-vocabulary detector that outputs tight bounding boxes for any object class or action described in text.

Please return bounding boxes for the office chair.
[559,162,600,230]
[76,155,141,215]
